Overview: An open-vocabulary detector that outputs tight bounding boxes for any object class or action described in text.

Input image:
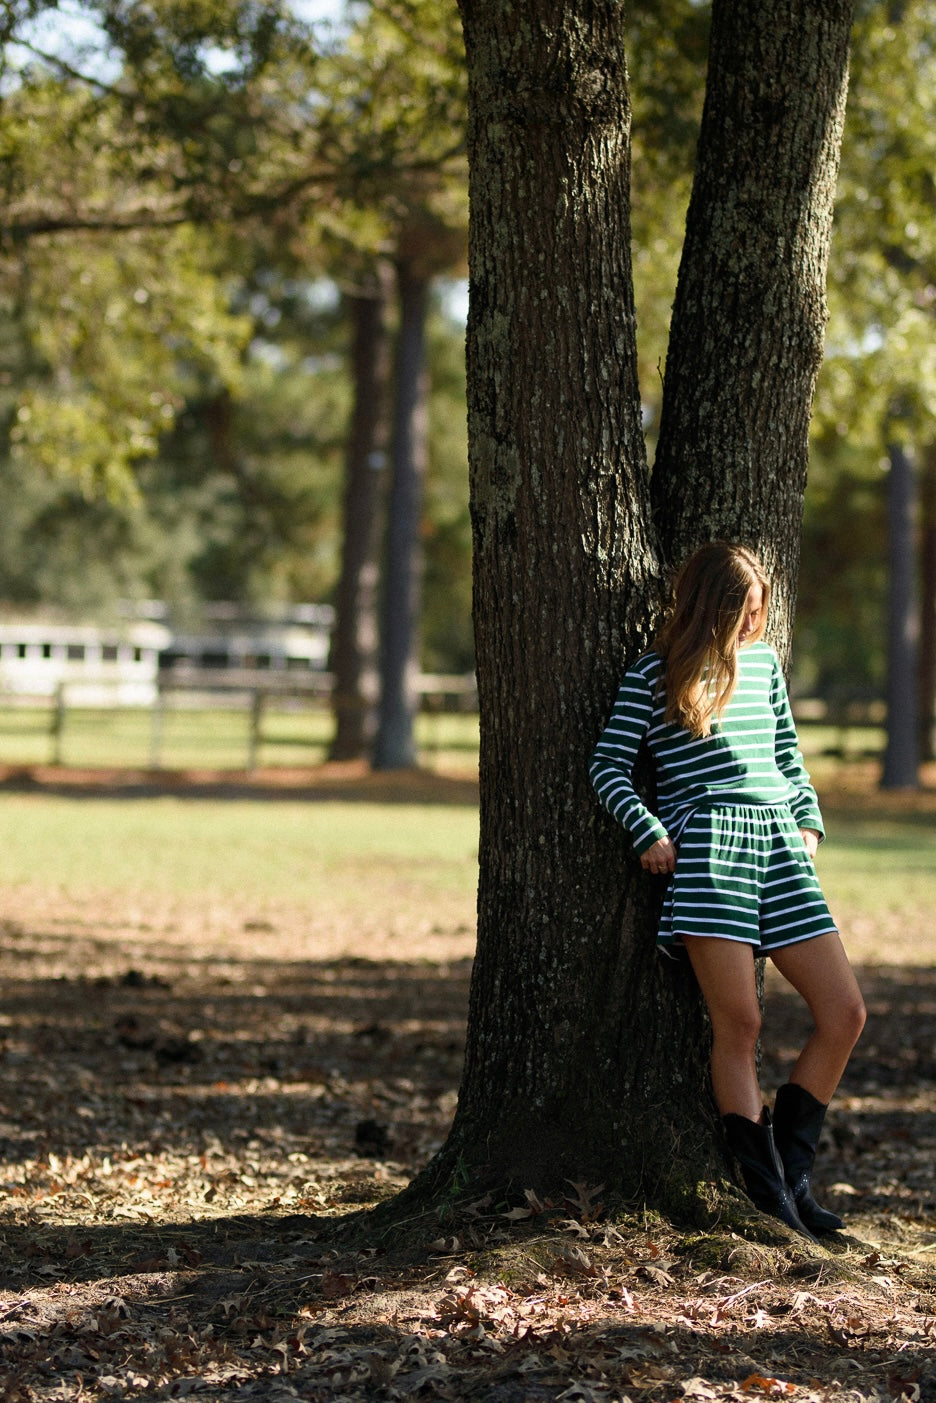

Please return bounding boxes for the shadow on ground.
[1,894,935,1397]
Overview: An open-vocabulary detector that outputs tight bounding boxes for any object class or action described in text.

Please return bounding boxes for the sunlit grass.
[0,710,931,968]
[0,702,480,774]
[0,794,479,904]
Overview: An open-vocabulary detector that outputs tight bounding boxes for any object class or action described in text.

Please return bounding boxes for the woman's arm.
[589,662,670,855]
[770,655,825,838]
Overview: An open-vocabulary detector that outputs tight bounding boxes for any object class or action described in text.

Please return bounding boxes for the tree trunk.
[917,446,936,763]
[328,272,392,762]
[424,0,711,1203]
[373,261,431,771]
[400,0,855,1214]
[651,0,854,656]
[881,440,920,789]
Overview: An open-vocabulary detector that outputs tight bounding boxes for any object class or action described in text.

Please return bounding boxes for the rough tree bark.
[373,259,431,771]
[652,0,854,651]
[401,0,855,1214]
[328,270,392,762]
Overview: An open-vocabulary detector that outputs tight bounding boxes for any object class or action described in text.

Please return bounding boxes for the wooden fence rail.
[17,674,480,772]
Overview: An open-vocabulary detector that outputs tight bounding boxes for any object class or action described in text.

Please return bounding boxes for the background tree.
[374,221,467,770]
[801,0,936,758]
[881,436,920,787]
[319,0,469,769]
[328,265,393,762]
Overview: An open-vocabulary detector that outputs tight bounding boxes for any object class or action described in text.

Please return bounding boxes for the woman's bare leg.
[681,935,763,1118]
[769,931,866,1102]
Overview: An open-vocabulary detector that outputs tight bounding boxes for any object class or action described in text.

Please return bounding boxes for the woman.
[590,542,865,1239]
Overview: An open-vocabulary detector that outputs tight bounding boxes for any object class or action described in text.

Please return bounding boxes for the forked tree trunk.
[400,0,854,1214]
[329,272,392,762]
[373,261,431,771]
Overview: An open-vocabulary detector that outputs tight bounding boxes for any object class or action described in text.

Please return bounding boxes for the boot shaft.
[772,1082,827,1179]
[772,1082,844,1234]
[722,1108,817,1241]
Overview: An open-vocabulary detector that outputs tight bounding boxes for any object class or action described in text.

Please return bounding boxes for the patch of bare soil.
[0,761,480,807]
[0,766,934,1401]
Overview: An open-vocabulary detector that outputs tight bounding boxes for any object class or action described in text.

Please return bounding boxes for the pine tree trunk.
[373,262,430,771]
[328,273,391,762]
[917,447,936,763]
[651,0,854,655]
[397,0,856,1214]
[881,440,920,789]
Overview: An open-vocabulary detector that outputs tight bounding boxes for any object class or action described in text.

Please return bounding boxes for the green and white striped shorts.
[657,803,837,953]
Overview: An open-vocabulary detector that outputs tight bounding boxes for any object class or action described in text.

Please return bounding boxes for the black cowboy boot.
[772,1082,844,1234]
[722,1108,818,1242]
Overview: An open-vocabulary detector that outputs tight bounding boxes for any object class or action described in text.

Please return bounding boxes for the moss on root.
[315,1163,872,1296]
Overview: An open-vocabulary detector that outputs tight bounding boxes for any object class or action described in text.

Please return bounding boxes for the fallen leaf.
[740,1374,796,1396]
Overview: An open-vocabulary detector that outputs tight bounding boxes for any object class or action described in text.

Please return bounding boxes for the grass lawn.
[816,810,936,938]
[0,785,480,969]
[804,756,936,963]
[0,793,478,900]
[0,756,933,968]
[0,701,480,773]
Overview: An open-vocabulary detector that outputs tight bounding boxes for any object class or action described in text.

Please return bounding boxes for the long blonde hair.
[655,542,770,739]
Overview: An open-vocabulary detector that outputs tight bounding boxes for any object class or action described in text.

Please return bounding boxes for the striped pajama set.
[590,642,837,953]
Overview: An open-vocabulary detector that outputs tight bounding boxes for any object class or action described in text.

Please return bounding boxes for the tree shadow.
[0,938,472,1171]
[1,1208,934,1401]
[2,926,935,1399]
[1,919,934,1233]
[0,764,479,807]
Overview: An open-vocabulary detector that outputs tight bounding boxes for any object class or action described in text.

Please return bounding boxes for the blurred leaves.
[2,0,936,692]
[0,0,470,652]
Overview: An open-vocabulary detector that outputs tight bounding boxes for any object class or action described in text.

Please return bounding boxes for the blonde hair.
[655,542,770,739]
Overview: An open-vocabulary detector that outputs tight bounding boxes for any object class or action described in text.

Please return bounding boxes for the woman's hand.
[800,827,820,859]
[640,835,677,875]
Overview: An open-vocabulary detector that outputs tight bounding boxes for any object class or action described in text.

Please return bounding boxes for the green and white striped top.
[590,642,824,856]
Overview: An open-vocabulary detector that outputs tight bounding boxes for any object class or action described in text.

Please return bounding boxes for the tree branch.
[10,38,127,99]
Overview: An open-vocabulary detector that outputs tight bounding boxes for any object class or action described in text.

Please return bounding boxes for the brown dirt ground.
[0,764,934,1402]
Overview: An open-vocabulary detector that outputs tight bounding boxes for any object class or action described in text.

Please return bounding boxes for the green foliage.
[5,0,936,696]
[796,443,888,700]
[0,0,472,668]
[154,276,350,606]
[316,0,467,229]
[628,0,709,181]
[824,0,936,442]
[626,2,706,449]
[9,227,250,493]
[801,1,936,700]
[0,248,472,663]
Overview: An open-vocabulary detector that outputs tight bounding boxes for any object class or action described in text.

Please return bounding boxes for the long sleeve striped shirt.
[589,642,824,856]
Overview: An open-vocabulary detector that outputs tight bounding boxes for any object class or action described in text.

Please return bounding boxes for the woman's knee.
[771,933,866,1048]
[683,935,760,1049]
[815,986,866,1049]
[710,999,762,1053]
[837,989,867,1046]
